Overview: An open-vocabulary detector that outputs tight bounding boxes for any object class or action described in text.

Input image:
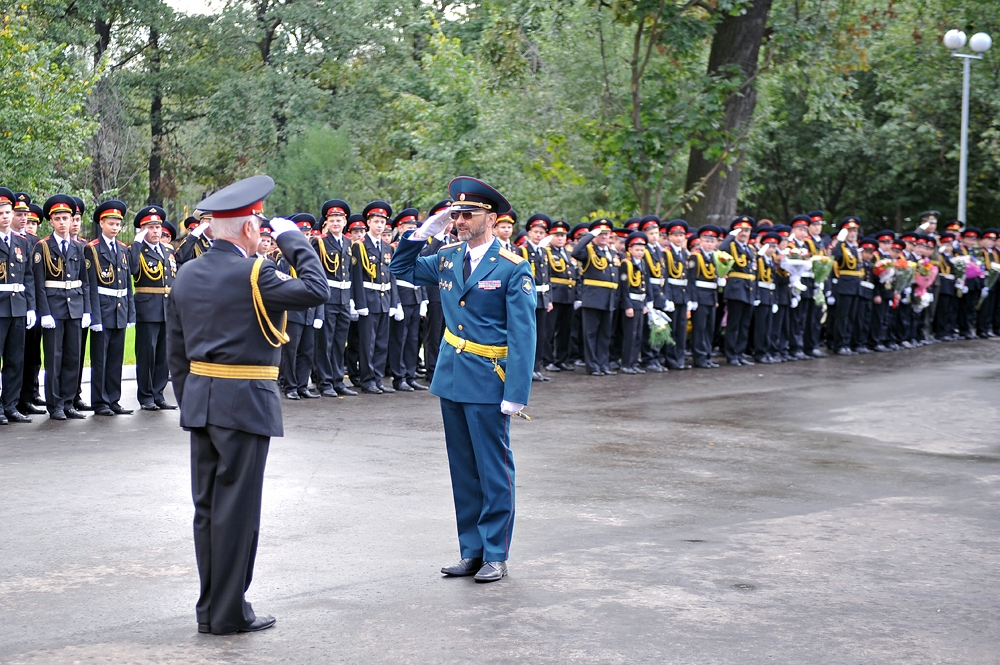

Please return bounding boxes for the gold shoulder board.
[440,242,461,251]
[499,247,526,264]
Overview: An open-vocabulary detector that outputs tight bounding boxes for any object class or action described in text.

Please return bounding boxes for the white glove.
[729,228,740,237]
[393,307,405,321]
[753,300,761,307]
[837,228,849,243]
[687,301,698,312]
[959,283,969,294]
[419,300,428,318]
[388,305,398,318]
[538,234,553,248]
[25,310,36,329]
[191,221,211,238]
[127,322,135,328]
[357,307,369,317]
[926,293,934,303]
[134,229,148,244]
[313,318,324,329]
[41,315,55,329]
[665,300,676,313]
[717,277,727,287]
[646,302,655,311]
[904,287,911,296]
[81,313,91,328]
[827,295,836,305]
[772,303,779,314]
[268,217,298,238]
[90,323,103,332]
[412,208,453,241]
[982,287,990,298]
[573,300,582,310]
[791,296,800,309]
[500,400,525,416]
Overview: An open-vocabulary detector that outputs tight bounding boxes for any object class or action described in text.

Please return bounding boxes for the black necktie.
[61,240,68,255]
[463,251,472,280]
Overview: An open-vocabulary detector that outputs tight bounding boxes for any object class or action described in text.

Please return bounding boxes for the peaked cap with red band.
[321,199,351,219]
[198,174,274,220]
[43,194,77,220]
[133,205,168,230]
[391,207,419,229]
[363,201,393,220]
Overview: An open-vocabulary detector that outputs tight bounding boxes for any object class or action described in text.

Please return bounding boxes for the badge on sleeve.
[521,275,533,295]
[275,271,292,282]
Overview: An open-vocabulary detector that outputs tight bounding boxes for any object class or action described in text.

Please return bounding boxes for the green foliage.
[268,125,358,215]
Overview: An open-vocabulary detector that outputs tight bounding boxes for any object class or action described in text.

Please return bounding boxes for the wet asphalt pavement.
[2,341,999,664]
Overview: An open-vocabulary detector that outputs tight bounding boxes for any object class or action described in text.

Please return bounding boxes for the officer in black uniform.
[277,214,322,399]
[719,216,757,366]
[86,200,136,416]
[311,200,356,397]
[522,213,553,381]
[175,211,213,266]
[688,225,721,368]
[131,205,177,410]
[167,175,328,635]
[350,201,400,393]
[16,201,45,416]
[34,195,91,419]
[829,216,863,355]
[572,218,620,375]
[543,220,577,372]
[419,199,453,384]
[0,187,36,424]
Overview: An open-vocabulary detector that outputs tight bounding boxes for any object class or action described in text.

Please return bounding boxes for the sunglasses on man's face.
[450,210,485,221]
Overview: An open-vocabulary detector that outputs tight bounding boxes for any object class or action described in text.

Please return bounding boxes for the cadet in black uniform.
[419,199,453,384]
[312,199,356,397]
[34,195,91,419]
[719,216,757,366]
[543,220,577,372]
[638,216,667,373]
[278,215,320,399]
[522,214,554,381]
[660,219,691,370]
[688,225,722,368]
[131,205,177,410]
[978,229,999,336]
[167,175,328,635]
[572,218,620,375]
[619,232,650,373]
[752,232,780,363]
[16,201,45,416]
[86,200,136,416]
[829,217,863,355]
[388,208,427,391]
[0,187,36,424]
[935,232,959,340]
[350,201,400,394]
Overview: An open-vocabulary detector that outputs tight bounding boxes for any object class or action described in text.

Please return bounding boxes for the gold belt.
[838,269,864,277]
[189,361,279,380]
[550,277,576,286]
[444,328,507,382]
[583,278,618,289]
[729,272,755,280]
[134,286,171,294]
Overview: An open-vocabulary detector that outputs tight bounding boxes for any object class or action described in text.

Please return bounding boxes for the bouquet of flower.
[912,259,939,298]
[647,307,674,349]
[913,290,934,313]
[950,254,971,280]
[978,263,1000,310]
[780,257,813,295]
[784,246,811,260]
[810,255,834,307]
[890,258,914,308]
[966,260,985,280]
[871,257,895,286]
[714,251,735,278]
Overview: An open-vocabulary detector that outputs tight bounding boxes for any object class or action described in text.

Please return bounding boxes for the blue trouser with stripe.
[440,398,515,562]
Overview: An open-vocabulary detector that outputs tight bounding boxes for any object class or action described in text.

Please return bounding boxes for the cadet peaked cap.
[495,209,517,226]
[133,205,168,229]
[624,218,641,232]
[363,201,392,220]
[0,188,14,208]
[161,220,178,240]
[808,210,824,221]
[549,220,570,234]
[43,194,77,219]
[93,200,127,224]
[346,213,366,231]
[937,232,955,242]
[640,215,660,231]
[392,208,419,228]
[570,222,590,239]
[875,229,896,241]
[448,176,511,214]
[664,219,689,234]
[72,196,85,216]
[760,232,782,245]
[982,229,998,239]
[429,199,453,217]
[944,219,963,231]
[526,213,551,231]
[184,216,200,230]
[859,236,878,250]
[773,225,792,237]
[321,199,351,219]
[13,192,31,211]
[27,203,43,222]
[199,175,274,218]
[626,231,647,247]
[730,216,755,231]
[838,216,861,231]
[962,227,981,238]
[790,214,811,227]
[590,218,613,232]
[290,213,317,230]
[698,225,723,238]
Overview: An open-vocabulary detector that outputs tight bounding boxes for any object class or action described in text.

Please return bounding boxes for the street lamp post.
[944,29,992,224]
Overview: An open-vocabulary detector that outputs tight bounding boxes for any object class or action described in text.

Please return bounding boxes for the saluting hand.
[412,208,453,241]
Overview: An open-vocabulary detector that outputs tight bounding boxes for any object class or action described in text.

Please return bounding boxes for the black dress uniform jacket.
[0,233,36,316]
[130,241,176,322]
[33,235,90,319]
[350,235,399,314]
[312,233,353,306]
[719,236,756,304]
[175,233,212,266]
[832,243,863,296]
[86,238,135,328]
[547,245,577,304]
[571,234,620,310]
[661,243,689,304]
[520,242,552,309]
[688,250,719,307]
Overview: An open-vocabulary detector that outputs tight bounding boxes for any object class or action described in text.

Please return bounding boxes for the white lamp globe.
[944,29,967,50]
[970,32,992,53]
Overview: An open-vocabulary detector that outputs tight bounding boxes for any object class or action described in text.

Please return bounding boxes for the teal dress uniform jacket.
[390,233,535,406]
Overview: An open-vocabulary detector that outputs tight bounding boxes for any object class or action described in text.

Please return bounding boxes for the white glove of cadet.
[313,318,324,329]
[25,310,36,329]
[127,322,135,328]
[665,300,676,313]
[419,300,428,318]
[81,313,91,328]
[791,296,800,309]
[500,400,525,416]
[982,287,990,298]
[357,307,369,317]
[393,307,405,321]
[41,315,55,329]
[959,283,969,294]
[827,295,836,305]
[772,303,779,314]
[687,301,698,312]
[573,300,582,310]
[388,305,398,318]
[191,221,212,238]
[752,300,761,307]
[268,217,299,238]
[412,208,453,241]
[836,228,849,243]
[90,323,103,332]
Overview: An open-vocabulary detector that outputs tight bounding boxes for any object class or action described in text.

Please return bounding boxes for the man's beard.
[458,226,486,242]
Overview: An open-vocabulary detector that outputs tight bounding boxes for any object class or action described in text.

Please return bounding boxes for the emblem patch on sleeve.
[275,271,292,281]
[521,276,533,295]
[34,252,41,263]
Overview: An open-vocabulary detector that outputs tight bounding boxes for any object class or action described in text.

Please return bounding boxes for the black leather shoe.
[809,349,829,358]
[154,401,177,410]
[620,367,639,374]
[474,561,508,583]
[377,383,395,393]
[835,347,854,356]
[299,388,321,398]
[739,358,755,366]
[393,380,415,392]
[74,399,92,411]
[32,395,46,406]
[94,406,116,416]
[0,413,7,425]
[321,388,338,397]
[532,372,545,382]
[111,405,134,415]
[65,407,86,419]
[728,359,742,366]
[198,623,211,634]
[140,402,159,411]
[334,386,357,397]
[21,403,46,415]
[407,380,428,391]
[238,615,276,633]
[285,391,301,400]
[361,386,383,395]
[754,357,772,364]
[589,371,605,376]
[643,364,666,373]
[544,363,561,372]
[792,351,810,360]
[634,366,646,374]
[50,409,67,420]
[557,362,576,371]
[441,557,483,576]
[5,410,31,423]
[603,369,618,375]
[694,362,716,369]
[854,347,872,354]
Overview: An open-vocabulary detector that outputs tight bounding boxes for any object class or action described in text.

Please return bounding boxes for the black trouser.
[279,321,305,393]
[871,298,890,347]
[423,301,444,379]
[569,307,584,361]
[833,294,859,350]
[548,303,574,364]
[389,303,421,382]
[190,425,269,635]
[774,304,790,356]
[753,303,774,360]
[959,287,979,336]
[89,326,126,409]
[609,309,624,363]
[315,303,351,390]
[75,326,89,404]
[789,299,807,354]
[978,289,997,334]
[42,318,82,412]
[345,321,360,385]
[533,308,549,372]
[663,302,687,368]
[620,307,645,369]
[804,295,823,352]
[1,316,26,414]
[136,321,168,405]
[935,294,958,338]
[18,324,42,410]
[855,299,872,349]
[358,311,389,389]
[724,300,752,362]
[691,302,714,366]
[581,307,613,373]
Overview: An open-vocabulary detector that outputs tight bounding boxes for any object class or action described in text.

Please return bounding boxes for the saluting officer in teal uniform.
[390,176,535,583]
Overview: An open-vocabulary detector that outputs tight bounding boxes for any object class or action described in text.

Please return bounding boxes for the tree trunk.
[684,0,773,226]
[148,27,165,205]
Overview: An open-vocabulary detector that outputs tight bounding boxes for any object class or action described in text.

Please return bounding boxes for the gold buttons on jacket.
[460,300,465,307]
